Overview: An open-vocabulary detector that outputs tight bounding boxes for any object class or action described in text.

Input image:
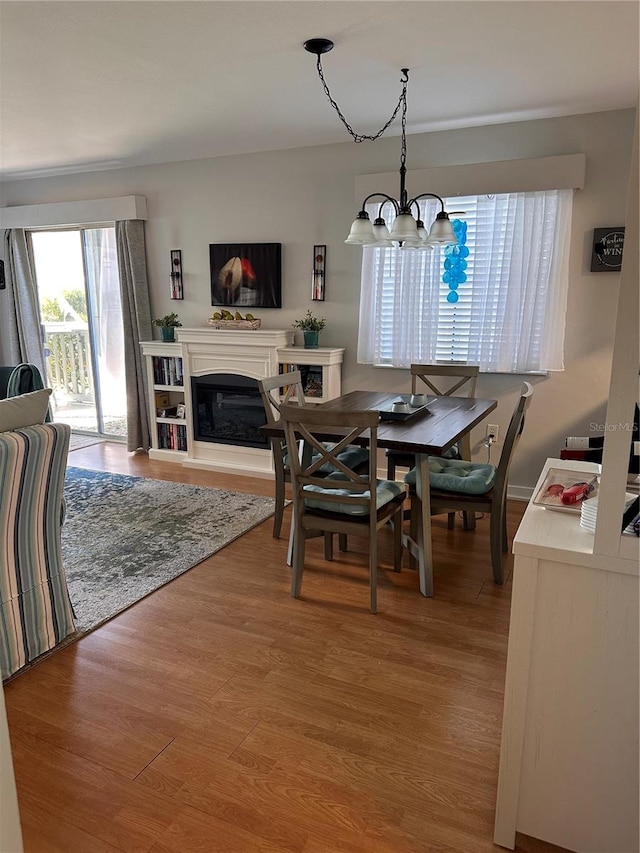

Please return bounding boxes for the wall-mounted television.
[210,242,282,309]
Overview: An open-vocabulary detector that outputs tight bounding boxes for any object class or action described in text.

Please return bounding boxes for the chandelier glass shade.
[304,38,458,251]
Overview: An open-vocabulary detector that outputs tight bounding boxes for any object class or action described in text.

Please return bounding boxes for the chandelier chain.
[315,56,408,144]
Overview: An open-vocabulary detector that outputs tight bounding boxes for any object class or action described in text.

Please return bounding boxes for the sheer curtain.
[357,189,573,373]
[116,220,153,452]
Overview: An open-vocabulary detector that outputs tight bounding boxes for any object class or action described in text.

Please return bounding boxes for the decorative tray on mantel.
[207,318,261,329]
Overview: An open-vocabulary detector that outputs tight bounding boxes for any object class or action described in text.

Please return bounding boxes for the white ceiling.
[0,0,638,181]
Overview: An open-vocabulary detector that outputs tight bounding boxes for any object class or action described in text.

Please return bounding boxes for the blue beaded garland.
[442,219,468,303]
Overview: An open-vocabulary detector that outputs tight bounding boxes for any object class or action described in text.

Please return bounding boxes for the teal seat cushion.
[404,457,496,495]
[303,474,405,515]
[284,444,369,475]
[318,444,369,475]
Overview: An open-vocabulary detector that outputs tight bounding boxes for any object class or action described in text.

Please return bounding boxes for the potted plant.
[292,309,326,349]
[153,312,182,342]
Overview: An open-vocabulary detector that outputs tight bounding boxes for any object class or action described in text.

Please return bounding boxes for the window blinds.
[357,189,573,373]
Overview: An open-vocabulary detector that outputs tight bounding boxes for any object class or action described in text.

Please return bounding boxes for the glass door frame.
[29,223,126,440]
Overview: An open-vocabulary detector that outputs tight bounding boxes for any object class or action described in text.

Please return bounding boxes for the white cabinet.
[277,346,344,404]
[495,116,639,852]
[494,459,639,853]
[140,341,187,460]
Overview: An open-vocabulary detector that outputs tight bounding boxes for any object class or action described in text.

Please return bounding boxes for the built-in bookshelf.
[276,346,344,404]
[140,341,187,460]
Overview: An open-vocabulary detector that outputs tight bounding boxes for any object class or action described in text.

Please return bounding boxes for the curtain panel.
[116,220,153,452]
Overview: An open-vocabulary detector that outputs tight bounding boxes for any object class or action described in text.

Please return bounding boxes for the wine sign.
[591,227,625,272]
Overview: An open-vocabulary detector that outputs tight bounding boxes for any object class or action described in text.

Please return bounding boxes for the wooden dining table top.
[262,390,498,457]
[316,390,498,456]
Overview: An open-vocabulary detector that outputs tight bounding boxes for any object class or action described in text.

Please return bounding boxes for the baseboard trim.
[507,485,534,502]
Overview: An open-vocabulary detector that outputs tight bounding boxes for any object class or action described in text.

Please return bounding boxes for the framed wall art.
[210,243,282,308]
[591,227,625,272]
[169,249,183,299]
[311,244,326,301]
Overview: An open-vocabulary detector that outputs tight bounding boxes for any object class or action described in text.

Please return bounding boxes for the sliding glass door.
[31,227,126,439]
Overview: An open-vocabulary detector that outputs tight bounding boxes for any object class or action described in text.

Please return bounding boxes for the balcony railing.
[44,323,93,401]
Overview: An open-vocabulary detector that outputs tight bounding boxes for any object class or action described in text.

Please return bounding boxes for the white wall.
[1,109,635,490]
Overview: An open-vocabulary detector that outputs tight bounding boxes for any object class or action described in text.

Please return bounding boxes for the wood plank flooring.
[5,443,569,853]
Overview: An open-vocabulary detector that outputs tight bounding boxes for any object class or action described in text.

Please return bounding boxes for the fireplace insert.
[191,373,268,449]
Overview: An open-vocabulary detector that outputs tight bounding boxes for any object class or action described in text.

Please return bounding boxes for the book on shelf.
[152,355,184,387]
[157,422,187,451]
[565,435,605,449]
[560,448,603,462]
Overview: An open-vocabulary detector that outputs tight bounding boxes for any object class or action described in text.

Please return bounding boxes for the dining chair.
[387,363,480,532]
[386,363,480,479]
[259,371,306,539]
[258,372,369,538]
[279,403,406,613]
[404,382,534,585]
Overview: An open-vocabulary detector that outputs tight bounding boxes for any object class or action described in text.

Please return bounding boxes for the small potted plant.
[153,312,182,342]
[292,309,326,349]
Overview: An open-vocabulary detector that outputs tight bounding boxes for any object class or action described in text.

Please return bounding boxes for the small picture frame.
[176,403,186,419]
[591,227,625,272]
[312,244,326,301]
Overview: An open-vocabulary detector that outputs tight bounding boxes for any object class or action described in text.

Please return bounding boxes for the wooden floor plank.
[5,441,570,852]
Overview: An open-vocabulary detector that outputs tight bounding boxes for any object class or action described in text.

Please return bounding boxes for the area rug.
[62,467,276,632]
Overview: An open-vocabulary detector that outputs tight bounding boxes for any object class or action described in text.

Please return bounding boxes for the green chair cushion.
[318,445,369,475]
[284,444,369,475]
[404,457,496,495]
[303,475,405,516]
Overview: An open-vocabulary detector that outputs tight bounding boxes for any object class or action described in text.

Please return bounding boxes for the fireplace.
[191,373,268,449]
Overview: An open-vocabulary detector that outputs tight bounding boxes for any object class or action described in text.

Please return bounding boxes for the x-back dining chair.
[259,371,306,539]
[279,403,406,614]
[386,363,480,479]
[404,382,534,585]
[387,363,480,532]
[258,372,369,539]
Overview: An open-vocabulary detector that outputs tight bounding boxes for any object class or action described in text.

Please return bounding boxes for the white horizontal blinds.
[357,189,573,372]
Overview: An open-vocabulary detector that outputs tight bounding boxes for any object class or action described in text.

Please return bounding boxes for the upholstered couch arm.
[0,422,75,679]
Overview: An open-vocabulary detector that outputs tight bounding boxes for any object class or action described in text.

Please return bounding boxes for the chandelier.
[303,38,457,250]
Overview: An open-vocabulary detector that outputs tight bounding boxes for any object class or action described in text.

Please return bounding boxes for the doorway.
[30,227,127,439]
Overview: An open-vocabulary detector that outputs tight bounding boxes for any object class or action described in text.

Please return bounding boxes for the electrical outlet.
[486,423,499,442]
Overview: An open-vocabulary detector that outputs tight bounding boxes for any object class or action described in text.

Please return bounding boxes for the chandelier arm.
[360,193,400,216]
[409,192,446,213]
[315,55,408,144]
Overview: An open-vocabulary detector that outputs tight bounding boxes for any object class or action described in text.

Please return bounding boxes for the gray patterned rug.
[62,467,276,632]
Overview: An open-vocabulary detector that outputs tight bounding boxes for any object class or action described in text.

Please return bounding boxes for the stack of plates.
[580,492,637,533]
[580,496,598,532]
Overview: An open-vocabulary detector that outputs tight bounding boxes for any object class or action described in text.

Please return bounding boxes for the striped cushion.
[0,422,75,679]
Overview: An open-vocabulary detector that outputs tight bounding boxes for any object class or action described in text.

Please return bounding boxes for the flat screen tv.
[210,242,282,309]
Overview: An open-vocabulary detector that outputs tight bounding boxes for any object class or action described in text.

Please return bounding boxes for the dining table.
[263,389,498,597]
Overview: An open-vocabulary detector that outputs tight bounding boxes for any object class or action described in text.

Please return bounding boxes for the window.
[357,189,573,373]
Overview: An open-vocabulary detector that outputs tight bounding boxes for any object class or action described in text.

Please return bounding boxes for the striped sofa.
[0,422,75,680]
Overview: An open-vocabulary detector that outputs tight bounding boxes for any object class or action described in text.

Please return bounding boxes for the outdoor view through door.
[31,227,126,438]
